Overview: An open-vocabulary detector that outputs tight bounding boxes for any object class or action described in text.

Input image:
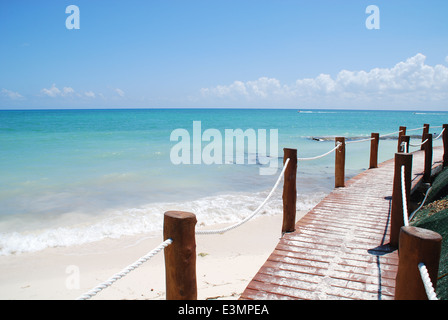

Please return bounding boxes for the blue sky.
[1,0,448,110]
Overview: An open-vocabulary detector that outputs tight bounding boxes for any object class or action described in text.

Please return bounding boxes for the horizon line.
[1,107,447,112]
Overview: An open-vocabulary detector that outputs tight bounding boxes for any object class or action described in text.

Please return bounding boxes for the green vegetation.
[411,167,448,300]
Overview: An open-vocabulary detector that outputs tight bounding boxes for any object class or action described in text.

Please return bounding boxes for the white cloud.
[41,85,100,100]
[1,88,24,100]
[115,88,125,97]
[201,77,290,101]
[41,84,61,97]
[41,84,76,98]
[84,91,95,98]
[200,53,448,108]
[63,87,75,95]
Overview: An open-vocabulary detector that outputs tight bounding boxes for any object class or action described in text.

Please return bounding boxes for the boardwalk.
[240,147,444,300]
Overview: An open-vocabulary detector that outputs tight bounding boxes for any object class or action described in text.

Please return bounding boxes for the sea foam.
[0,190,326,256]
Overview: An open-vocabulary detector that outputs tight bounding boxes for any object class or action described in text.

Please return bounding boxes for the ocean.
[0,108,446,255]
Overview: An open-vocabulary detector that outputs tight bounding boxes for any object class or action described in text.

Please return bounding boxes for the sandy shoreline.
[0,210,308,300]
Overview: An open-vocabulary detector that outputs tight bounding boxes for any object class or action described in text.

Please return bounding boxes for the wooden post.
[443,124,448,167]
[398,126,406,152]
[335,137,345,188]
[398,135,410,153]
[164,211,197,300]
[369,133,379,169]
[395,226,442,300]
[282,148,297,233]
[390,153,412,248]
[421,124,429,151]
[423,133,433,183]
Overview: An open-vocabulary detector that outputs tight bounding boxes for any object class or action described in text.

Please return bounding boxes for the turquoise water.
[0,108,446,255]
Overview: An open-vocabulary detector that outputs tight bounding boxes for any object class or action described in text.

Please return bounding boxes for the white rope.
[77,239,173,300]
[409,139,428,148]
[418,263,438,300]
[297,142,342,161]
[195,158,290,235]
[434,128,445,140]
[380,129,404,138]
[400,141,408,153]
[409,186,432,222]
[409,128,444,147]
[406,126,425,132]
[345,137,375,144]
[401,165,409,227]
[380,126,438,139]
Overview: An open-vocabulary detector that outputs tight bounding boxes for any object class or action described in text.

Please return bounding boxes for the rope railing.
[404,170,439,301]
[401,165,410,227]
[309,126,443,147]
[77,238,173,300]
[409,186,432,222]
[409,139,428,148]
[310,129,403,148]
[297,142,342,161]
[308,126,442,148]
[407,128,444,148]
[418,263,439,300]
[380,129,404,138]
[434,127,445,140]
[326,129,404,144]
[345,137,375,144]
[195,158,290,235]
[406,126,425,132]
[393,124,446,300]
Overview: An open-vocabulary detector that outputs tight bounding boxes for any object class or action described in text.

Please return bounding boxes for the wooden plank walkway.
[240,147,444,300]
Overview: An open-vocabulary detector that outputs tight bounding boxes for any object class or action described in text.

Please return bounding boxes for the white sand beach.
[0,210,309,300]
